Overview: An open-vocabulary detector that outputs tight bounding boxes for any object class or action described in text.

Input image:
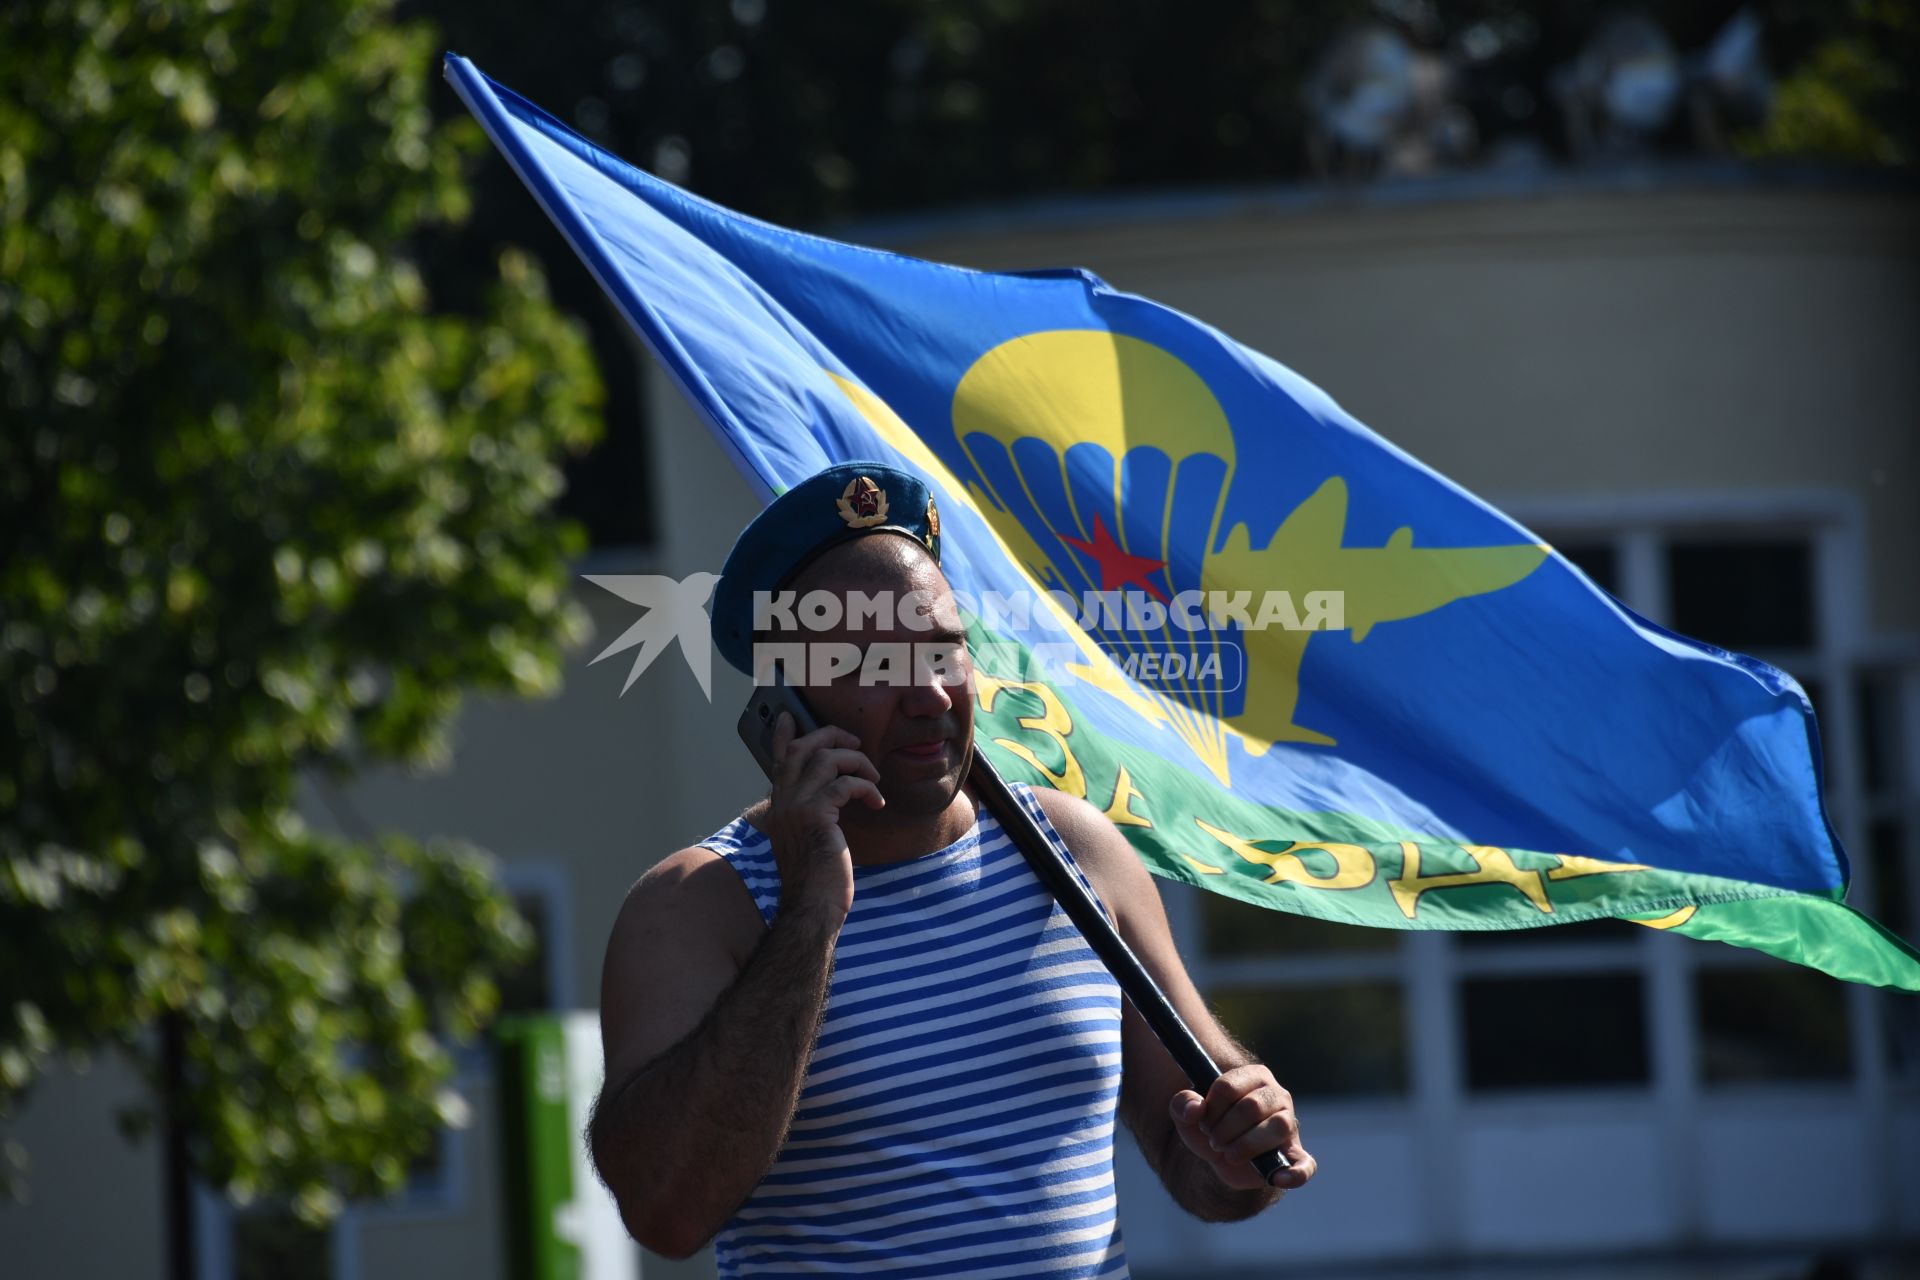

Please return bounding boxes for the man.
[589,461,1314,1276]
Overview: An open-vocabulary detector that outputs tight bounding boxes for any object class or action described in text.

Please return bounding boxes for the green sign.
[496,1013,638,1280]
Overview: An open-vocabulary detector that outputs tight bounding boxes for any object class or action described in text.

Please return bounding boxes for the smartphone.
[737,677,821,780]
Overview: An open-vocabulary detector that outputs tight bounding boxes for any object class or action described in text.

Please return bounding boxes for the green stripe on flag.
[1637,896,1920,990]
[965,618,1920,992]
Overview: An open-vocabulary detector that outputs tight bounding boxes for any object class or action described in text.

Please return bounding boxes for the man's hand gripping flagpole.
[966,746,1292,1186]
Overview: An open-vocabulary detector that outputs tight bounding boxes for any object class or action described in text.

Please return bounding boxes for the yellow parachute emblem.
[829,329,1549,785]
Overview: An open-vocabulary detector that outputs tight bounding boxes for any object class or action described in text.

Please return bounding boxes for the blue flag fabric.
[446,56,1920,988]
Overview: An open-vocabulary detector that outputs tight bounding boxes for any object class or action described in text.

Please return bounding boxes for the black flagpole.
[967,747,1290,1184]
[751,673,1289,1183]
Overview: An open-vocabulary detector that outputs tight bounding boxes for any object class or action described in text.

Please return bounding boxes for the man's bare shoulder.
[598,833,769,1089]
[614,837,766,969]
[1028,786,1159,914]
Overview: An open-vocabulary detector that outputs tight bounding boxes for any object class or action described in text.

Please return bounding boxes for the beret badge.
[836,475,889,528]
[712,461,941,675]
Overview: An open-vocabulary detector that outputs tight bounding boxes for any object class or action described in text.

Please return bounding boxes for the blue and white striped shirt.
[699,783,1130,1279]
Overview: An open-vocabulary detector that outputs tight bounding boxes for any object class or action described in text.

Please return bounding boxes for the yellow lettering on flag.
[1103,765,1151,828]
[1390,842,1551,918]
[1632,906,1699,930]
[975,671,1086,798]
[1194,820,1376,890]
[1548,853,1651,880]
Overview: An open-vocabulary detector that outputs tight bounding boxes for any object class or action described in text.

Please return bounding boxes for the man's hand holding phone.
[764,711,884,927]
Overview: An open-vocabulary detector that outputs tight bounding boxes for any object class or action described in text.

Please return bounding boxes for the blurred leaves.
[422,0,1375,230]
[421,0,1916,239]
[1741,1,1917,166]
[1,0,600,1221]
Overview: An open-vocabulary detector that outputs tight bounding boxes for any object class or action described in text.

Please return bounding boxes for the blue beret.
[712,461,943,674]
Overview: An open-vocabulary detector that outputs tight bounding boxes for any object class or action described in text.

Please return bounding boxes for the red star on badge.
[1059,515,1169,602]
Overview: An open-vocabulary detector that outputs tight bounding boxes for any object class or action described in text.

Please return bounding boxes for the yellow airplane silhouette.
[1203,475,1549,752]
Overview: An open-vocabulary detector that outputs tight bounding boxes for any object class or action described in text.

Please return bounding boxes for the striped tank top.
[697,782,1130,1279]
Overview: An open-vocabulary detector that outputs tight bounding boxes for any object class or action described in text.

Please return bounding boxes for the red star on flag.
[1058,515,1169,602]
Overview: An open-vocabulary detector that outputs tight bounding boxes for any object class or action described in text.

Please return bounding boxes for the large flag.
[445,56,1920,990]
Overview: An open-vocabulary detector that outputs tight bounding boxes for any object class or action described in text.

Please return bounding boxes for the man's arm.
[588,848,841,1257]
[590,718,880,1257]
[1032,788,1317,1221]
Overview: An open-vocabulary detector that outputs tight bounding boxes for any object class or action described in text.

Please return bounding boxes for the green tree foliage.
[1742,0,1917,166]
[1,0,601,1221]
[423,0,1916,237]
[424,0,1373,231]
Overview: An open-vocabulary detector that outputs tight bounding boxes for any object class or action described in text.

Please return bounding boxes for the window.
[1211,981,1408,1098]
[1462,974,1651,1091]
[1869,817,1912,942]
[1453,912,1651,1093]
[1457,915,1644,949]
[230,1208,333,1280]
[195,1186,337,1280]
[1855,665,1920,1083]
[1194,887,1408,1099]
[1695,966,1852,1084]
[1201,891,1397,956]
[1556,542,1621,596]
[1666,539,1817,651]
[496,884,561,1016]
